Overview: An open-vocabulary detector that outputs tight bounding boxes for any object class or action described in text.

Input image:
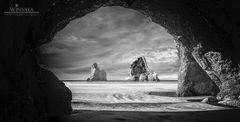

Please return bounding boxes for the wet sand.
[62,81,239,122]
[62,109,240,122]
[65,81,230,112]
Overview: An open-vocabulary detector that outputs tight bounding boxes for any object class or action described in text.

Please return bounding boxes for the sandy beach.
[65,81,229,111]
[58,81,240,122]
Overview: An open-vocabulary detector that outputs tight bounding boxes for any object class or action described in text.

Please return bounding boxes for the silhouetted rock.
[40,67,72,117]
[127,57,160,81]
[87,63,107,81]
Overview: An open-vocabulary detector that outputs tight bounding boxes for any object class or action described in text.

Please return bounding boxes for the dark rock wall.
[129,0,240,98]
[1,0,240,121]
[1,0,72,121]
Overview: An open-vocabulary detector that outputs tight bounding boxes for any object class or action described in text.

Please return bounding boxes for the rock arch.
[2,0,240,121]
[39,0,239,97]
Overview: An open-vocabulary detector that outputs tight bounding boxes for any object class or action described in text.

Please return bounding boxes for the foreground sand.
[66,81,230,112]
[62,81,239,122]
[62,109,240,122]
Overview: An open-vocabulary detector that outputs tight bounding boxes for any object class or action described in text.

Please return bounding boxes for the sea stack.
[127,56,160,81]
[87,63,107,81]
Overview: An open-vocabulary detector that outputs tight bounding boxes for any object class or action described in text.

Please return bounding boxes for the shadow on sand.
[148,91,177,97]
[62,109,240,122]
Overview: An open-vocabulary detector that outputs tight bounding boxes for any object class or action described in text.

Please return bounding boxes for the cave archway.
[37,0,226,97]
[2,0,240,121]
[38,6,180,81]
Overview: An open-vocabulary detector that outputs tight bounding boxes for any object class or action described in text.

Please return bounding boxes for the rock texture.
[193,46,240,101]
[87,63,107,81]
[202,96,218,104]
[127,57,160,81]
[2,0,240,121]
[177,43,220,96]
[218,99,240,108]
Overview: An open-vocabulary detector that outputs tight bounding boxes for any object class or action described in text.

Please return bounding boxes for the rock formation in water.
[87,63,107,81]
[127,56,160,81]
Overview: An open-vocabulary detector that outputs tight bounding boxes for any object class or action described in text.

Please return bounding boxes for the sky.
[37,6,179,80]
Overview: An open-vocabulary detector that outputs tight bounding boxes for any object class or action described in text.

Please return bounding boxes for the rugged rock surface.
[177,43,220,96]
[218,99,240,108]
[87,63,107,81]
[192,45,240,105]
[127,57,160,81]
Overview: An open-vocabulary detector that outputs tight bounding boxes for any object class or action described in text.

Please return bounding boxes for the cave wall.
[127,0,240,98]
[1,0,72,121]
[176,42,219,96]
[1,0,240,121]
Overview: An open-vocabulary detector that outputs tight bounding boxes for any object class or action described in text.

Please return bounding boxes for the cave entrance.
[37,6,182,111]
[37,6,179,81]
[35,0,221,111]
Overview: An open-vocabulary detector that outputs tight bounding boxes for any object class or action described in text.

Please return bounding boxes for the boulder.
[201,96,218,104]
[128,56,160,81]
[39,67,72,117]
[218,100,240,107]
[177,43,220,96]
[87,63,107,81]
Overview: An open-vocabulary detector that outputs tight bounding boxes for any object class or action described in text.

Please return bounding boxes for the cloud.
[63,67,90,74]
[67,35,78,41]
[37,6,179,80]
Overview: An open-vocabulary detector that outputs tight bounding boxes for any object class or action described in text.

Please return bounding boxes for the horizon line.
[62,79,178,81]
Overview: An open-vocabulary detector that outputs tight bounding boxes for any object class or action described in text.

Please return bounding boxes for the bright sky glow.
[38,6,179,80]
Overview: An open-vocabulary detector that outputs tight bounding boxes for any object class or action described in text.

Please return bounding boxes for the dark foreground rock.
[40,67,72,117]
[87,63,107,81]
[127,56,160,81]
[193,47,240,106]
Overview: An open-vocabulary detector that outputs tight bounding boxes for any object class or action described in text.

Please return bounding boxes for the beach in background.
[64,81,230,112]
